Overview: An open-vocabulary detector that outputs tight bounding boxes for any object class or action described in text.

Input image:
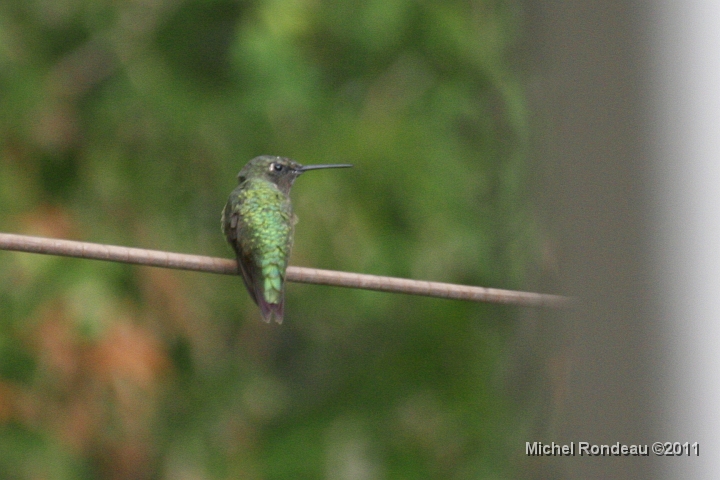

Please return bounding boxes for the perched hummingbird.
[222,155,352,323]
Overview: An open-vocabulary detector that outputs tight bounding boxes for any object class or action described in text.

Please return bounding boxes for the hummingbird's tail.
[235,255,285,323]
[258,295,284,324]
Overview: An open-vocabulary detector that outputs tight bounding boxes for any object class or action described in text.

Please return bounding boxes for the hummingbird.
[222,155,352,323]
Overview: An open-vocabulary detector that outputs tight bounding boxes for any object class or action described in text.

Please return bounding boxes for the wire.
[0,232,570,308]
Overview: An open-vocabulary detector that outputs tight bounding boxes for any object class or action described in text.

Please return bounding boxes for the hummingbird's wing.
[222,202,258,306]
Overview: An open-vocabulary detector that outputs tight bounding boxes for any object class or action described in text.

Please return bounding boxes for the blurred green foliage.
[0,0,546,478]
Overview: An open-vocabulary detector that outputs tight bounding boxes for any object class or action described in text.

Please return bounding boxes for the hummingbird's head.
[237,156,304,194]
[237,155,353,195]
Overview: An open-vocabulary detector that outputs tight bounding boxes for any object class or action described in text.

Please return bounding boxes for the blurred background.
[3,0,717,479]
[0,0,549,478]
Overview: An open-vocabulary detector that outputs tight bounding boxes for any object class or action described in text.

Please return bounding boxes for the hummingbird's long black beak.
[297,164,353,172]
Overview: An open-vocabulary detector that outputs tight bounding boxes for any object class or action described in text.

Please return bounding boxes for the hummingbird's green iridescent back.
[222,156,352,323]
[223,177,293,323]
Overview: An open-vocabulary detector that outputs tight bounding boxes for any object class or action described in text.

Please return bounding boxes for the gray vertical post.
[530,2,661,478]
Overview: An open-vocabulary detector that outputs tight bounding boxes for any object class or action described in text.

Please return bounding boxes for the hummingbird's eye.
[271,163,283,172]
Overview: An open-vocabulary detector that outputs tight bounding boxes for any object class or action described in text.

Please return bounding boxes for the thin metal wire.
[0,232,571,308]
